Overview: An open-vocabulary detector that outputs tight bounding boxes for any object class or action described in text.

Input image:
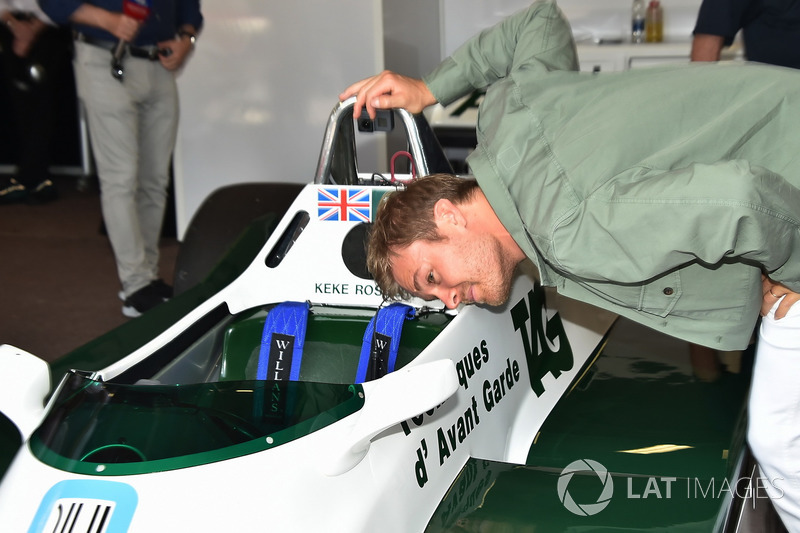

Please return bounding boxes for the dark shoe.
[0,176,27,204]
[149,279,174,299]
[28,179,58,204]
[122,282,169,318]
[118,280,172,301]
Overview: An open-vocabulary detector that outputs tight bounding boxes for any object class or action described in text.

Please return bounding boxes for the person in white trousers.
[751,280,800,531]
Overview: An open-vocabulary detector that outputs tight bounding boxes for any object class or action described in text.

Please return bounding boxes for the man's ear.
[433,199,466,229]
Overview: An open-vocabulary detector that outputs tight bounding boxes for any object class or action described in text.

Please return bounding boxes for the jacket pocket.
[637,272,681,317]
[570,272,682,318]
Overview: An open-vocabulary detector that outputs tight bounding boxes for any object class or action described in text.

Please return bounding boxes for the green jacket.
[423,0,800,350]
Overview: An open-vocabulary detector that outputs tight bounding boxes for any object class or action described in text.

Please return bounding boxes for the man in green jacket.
[341,0,800,528]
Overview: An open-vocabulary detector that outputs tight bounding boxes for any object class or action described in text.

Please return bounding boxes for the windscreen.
[30,371,363,475]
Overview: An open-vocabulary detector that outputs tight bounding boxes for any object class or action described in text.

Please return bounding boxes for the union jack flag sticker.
[317,188,372,222]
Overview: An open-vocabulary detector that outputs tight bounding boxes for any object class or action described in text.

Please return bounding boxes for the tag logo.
[511,285,573,396]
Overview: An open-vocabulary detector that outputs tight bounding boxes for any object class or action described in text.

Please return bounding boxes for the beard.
[478,255,516,306]
[465,234,518,307]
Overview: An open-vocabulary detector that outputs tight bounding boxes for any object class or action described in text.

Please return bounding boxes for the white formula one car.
[0,99,781,532]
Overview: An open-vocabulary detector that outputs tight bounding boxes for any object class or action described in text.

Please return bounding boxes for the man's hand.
[157,34,193,71]
[70,5,140,41]
[339,70,437,119]
[8,17,47,57]
[762,276,800,319]
[110,13,140,41]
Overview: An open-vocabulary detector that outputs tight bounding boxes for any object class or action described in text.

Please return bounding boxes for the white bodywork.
[0,182,615,532]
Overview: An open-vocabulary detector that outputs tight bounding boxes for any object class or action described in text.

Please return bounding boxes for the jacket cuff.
[423,56,476,107]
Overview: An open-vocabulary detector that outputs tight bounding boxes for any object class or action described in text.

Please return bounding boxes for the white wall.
[382,0,442,76]
[173,0,706,238]
[441,0,704,56]
[174,0,382,238]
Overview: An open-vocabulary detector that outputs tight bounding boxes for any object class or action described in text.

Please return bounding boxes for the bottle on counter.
[645,0,663,43]
[631,0,646,43]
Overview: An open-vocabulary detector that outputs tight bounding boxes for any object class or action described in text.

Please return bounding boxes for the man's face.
[389,230,517,309]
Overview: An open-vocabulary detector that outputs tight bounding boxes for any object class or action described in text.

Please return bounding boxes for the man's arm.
[37,1,138,41]
[424,0,577,106]
[157,1,202,72]
[691,33,725,61]
[69,4,138,40]
[2,9,48,57]
[691,0,744,60]
[157,23,198,71]
[341,0,576,119]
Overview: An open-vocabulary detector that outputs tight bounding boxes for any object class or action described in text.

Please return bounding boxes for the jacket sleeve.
[177,0,203,31]
[37,0,85,24]
[692,0,748,46]
[423,0,578,106]
[550,160,800,291]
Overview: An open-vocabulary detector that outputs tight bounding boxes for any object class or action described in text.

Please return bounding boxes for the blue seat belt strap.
[356,303,416,383]
[256,301,310,381]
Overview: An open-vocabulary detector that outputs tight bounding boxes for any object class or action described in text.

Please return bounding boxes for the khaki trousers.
[73,41,178,295]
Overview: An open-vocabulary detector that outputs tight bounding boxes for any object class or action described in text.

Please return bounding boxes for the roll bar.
[314,97,454,184]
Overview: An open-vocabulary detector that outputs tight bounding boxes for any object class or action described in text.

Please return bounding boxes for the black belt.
[74,32,162,61]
